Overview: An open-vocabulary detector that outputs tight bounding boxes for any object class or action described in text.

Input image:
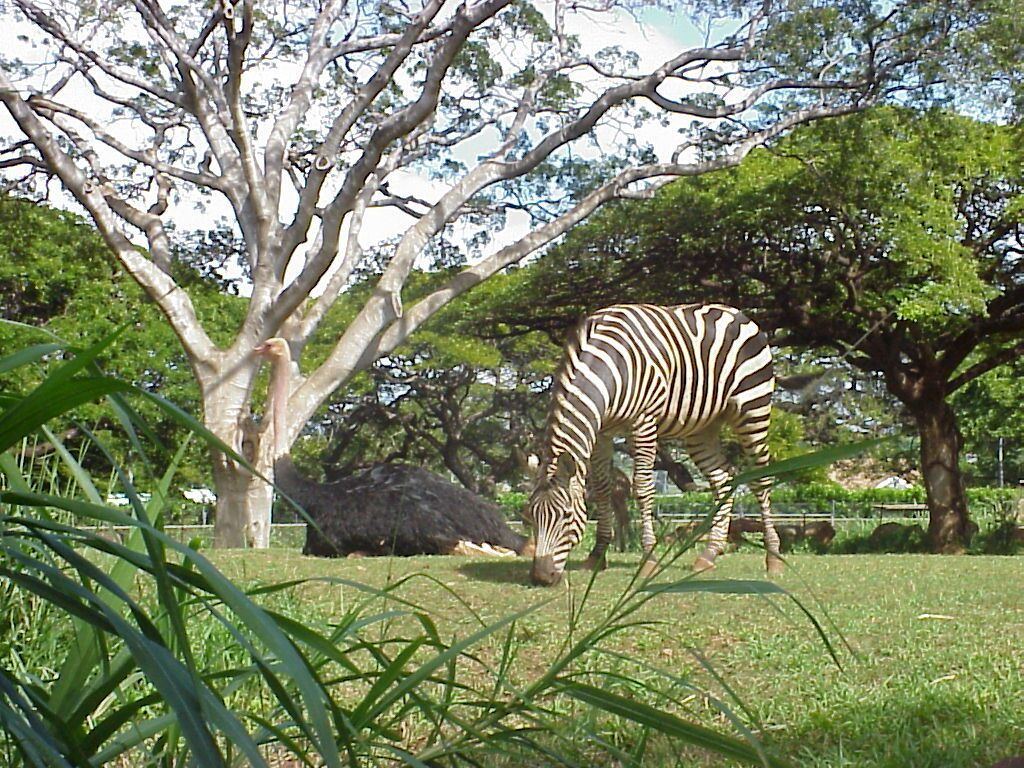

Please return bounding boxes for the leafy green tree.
[317,330,552,495]
[0,0,976,547]
[774,352,904,447]
[953,355,1024,487]
[949,0,1024,116]
[0,194,244,493]
[0,194,112,325]
[498,109,1024,551]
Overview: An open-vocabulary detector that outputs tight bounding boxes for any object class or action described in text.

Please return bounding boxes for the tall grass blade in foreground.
[0,328,852,766]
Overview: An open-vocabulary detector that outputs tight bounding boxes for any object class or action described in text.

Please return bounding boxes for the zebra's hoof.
[692,555,716,573]
[766,555,785,577]
[581,555,607,572]
[638,558,658,579]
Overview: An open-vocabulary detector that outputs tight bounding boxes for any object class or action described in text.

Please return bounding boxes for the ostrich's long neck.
[268,348,291,460]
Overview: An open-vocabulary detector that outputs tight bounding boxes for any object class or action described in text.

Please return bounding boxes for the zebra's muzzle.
[530,554,562,586]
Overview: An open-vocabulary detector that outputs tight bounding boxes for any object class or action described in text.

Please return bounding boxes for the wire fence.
[79,499,931,546]
[653,497,929,526]
[80,522,309,548]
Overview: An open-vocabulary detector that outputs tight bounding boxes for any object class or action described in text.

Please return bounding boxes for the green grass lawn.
[209,547,1024,767]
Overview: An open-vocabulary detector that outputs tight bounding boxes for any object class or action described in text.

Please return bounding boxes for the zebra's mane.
[538,312,600,481]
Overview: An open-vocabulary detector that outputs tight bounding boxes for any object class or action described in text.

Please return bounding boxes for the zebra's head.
[526,453,587,586]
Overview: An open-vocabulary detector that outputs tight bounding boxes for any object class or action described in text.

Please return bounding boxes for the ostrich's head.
[254,337,290,363]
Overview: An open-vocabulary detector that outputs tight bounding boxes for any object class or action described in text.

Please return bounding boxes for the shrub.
[495,490,528,520]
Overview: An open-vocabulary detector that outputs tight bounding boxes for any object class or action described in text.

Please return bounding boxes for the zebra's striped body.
[527,303,782,586]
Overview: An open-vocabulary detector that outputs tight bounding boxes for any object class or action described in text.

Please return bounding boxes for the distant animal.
[868,522,904,546]
[607,466,633,552]
[727,516,765,547]
[726,518,836,551]
[662,522,703,546]
[524,303,782,586]
[255,338,527,558]
[802,520,836,547]
[868,521,925,551]
[776,524,803,546]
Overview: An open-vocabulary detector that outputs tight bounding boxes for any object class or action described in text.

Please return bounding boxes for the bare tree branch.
[0,69,216,362]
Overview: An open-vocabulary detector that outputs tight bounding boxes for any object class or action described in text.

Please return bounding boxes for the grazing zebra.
[525,303,782,586]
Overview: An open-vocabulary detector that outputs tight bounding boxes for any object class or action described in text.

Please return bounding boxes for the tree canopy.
[493,108,1023,549]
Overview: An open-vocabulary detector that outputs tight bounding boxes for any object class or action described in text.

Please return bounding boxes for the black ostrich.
[254,338,528,558]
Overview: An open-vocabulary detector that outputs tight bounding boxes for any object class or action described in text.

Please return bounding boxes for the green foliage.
[764,410,830,484]
[947,0,1024,114]
[499,2,553,43]
[502,107,1021,342]
[659,485,1017,509]
[686,108,1006,330]
[495,490,529,519]
[0,196,111,326]
[0,195,249,491]
[953,356,1024,486]
[450,40,502,92]
[772,484,925,505]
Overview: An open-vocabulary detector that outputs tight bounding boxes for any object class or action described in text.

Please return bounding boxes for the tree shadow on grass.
[456,558,531,584]
[457,555,636,584]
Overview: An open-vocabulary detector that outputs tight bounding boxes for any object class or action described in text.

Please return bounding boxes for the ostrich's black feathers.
[274,458,528,557]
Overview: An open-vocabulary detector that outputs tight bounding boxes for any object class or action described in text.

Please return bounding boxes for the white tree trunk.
[211,453,274,548]
[199,352,277,548]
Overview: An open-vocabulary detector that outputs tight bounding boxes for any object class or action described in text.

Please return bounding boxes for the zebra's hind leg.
[632,420,659,578]
[754,473,784,577]
[684,428,735,573]
[733,401,784,576]
[582,434,614,572]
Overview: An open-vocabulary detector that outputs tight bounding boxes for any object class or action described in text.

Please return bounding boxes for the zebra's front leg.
[633,422,659,579]
[582,504,613,572]
[582,434,615,572]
